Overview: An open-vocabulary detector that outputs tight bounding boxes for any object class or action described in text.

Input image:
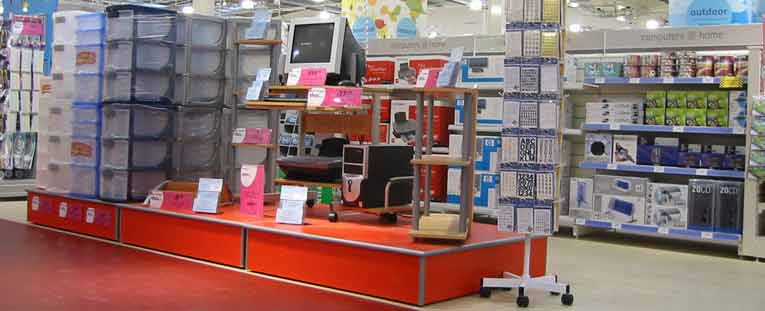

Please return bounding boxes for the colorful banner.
[341,0,427,42]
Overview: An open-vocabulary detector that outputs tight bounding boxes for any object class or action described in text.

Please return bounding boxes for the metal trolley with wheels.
[308,176,414,223]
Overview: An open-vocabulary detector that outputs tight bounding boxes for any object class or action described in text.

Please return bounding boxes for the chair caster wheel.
[380,213,397,224]
[550,291,560,296]
[561,293,574,306]
[479,286,491,298]
[306,199,315,208]
[328,212,338,222]
[516,295,529,308]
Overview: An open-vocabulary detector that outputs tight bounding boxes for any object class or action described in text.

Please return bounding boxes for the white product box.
[447,168,499,209]
[449,134,501,172]
[585,116,642,124]
[612,134,638,164]
[10,72,21,90]
[458,56,504,87]
[9,47,21,72]
[389,100,415,145]
[21,49,33,73]
[5,112,18,133]
[505,65,521,93]
[455,97,503,126]
[33,49,45,73]
[538,101,559,129]
[569,178,594,219]
[20,91,32,113]
[729,90,747,116]
[594,194,646,224]
[505,30,523,57]
[585,133,612,163]
[20,113,32,132]
[21,73,33,90]
[646,183,688,228]
[7,90,20,112]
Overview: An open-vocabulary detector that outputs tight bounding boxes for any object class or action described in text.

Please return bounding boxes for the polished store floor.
[1,200,763,311]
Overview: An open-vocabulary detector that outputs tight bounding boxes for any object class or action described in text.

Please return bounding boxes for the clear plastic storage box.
[173,162,219,181]
[101,138,172,169]
[238,46,273,77]
[72,103,101,123]
[106,40,174,71]
[70,164,99,198]
[54,11,89,44]
[175,47,224,75]
[47,103,74,135]
[51,73,76,100]
[76,29,105,45]
[174,76,224,105]
[76,12,106,30]
[99,168,168,202]
[46,162,73,194]
[72,122,101,138]
[71,136,100,166]
[73,73,103,102]
[107,16,176,41]
[177,15,225,47]
[45,135,72,163]
[75,44,105,73]
[52,45,77,73]
[101,104,174,138]
[104,70,174,103]
[174,136,219,170]
[175,106,220,139]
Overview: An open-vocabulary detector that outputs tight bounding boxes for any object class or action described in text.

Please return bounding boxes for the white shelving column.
[742,47,765,259]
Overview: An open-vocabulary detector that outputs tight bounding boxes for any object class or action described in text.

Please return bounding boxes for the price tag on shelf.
[629,78,641,84]
[607,163,618,170]
[610,222,621,229]
[672,126,684,133]
[609,124,620,130]
[702,77,715,84]
[86,208,95,224]
[575,218,586,225]
[658,227,670,235]
[306,88,326,108]
[58,202,68,218]
[31,196,39,211]
[701,232,714,239]
[594,77,605,84]
[697,169,709,176]
[654,166,665,173]
[662,77,674,84]
[148,191,164,209]
[719,76,743,89]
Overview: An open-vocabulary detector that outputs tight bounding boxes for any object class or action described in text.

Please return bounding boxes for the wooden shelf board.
[410,230,468,240]
[237,39,282,45]
[232,143,276,149]
[411,155,471,167]
[410,87,479,96]
[246,101,307,110]
[275,178,342,189]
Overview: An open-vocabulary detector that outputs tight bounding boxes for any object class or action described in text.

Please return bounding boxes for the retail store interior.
[2,0,765,310]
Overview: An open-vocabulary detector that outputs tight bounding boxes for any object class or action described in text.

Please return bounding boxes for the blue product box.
[722,146,737,170]
[679,144,702,168]
[447,169,499,209]
[455,97,503,126]
[655,137,680,166]
[700,145,725,169]
[475,136,501,171]
[636,137,654,165]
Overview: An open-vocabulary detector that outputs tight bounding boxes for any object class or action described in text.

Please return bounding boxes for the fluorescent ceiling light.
[490,5,502,16]
[241,0,255,9]
[428,31,438,38]
[616,15,626,22]
[319,10,331,19]
[645,19,661,29]
[568,2,580,8]
[469,0,482,11]
[617,5,625,10]
[568,24,583,32]
[181,6,194,14]
[312,0,325,2]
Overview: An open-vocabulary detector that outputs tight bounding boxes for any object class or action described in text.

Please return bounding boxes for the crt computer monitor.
[285,17,366,85]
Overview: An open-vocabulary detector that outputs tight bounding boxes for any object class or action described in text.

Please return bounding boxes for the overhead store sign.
[366,35,503,56]
[566,24,763,54]
[669,0,753,26]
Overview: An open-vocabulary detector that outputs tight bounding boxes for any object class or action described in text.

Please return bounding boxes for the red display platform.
[26,190,547,306]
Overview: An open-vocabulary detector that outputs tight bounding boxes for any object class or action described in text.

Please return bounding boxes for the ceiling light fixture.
[241,0,255,9]
[617,5,625,10]
[568,24,583,32]
[181,6,194,14]
[428,31,438,38]
[568,2,580,8]
[645,19,661,29]
[616,15,626,22]
[469,0,483,11]
[312,0,325,3]
[490,5,502,15]
[319,10,331,19]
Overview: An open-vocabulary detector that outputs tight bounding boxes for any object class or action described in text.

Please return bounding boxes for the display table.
[26,189,547,305]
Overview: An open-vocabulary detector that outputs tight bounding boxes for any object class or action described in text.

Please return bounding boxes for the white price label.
[594,77,606,84]
[702,77,715,84]
[232,128,247,144]
[697,169,709,176]
[31,196,39,211]
[609,123,620,130]
[658,227,670,235]
[701,232,714,239]
[148,191,164,209]
[286,68,301,86]
[629,78,641,84]
[58,202,68,218]
[662,77,674,84]
[416,69,430,87]
[611,222,621,229]
[575,218,586,225]
[12,22,23,34]
[672,126,684,133]
[306,88,326,108]
[654,166,665,173]
[86,208,95,224]
[607,163,618,170]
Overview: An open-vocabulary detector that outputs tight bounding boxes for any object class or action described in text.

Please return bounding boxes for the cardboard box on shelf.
[644,108,666,125]
[365,58,396,85]
[655,137,680,166]
[449,134,501,172]
[706,109,729,127]
[569,177,594,219]
[645,91,667,108]
[665,108,686,126]
[647,183,688,229]
[593,175,648,223]
[455,97,503,126]
[686,91,707,109]
[447,168,499,209]
[585,133,613,163]
[612,134,638,164]
[700,145,726,169]
[666,91,688,108]
[459,55,504,86]
[706,91,729,110]
[728,90,747,118]
[685,108,707,127]
[679,144,703,168]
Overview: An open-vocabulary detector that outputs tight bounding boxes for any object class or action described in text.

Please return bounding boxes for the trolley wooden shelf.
[411,155,472,167]
[232,143,276,149]
[275,178,342,189]
[236,39,282,45]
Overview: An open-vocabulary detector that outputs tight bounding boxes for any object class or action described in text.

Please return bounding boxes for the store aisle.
[0,218,412,311]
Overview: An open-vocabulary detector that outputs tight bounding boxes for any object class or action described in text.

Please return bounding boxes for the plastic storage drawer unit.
[47,104,74,135]
[104,69,174,103]
[99,168,168,202]
[73,73,104,103]
[71,136,101,166]
[174,76,224,106]
[77,12,106,30]
[52,45,78,73]
[46,162,73,194]
[175,47,225,76]
[174,135,220,170]
[106,4,176,42]
[72,103,102,123]
[101,138,172,169]
[54,11,88,44]
[51,73,76,100]
[70,164,100,198]
[43,135,73,163]
[176,15,225,48]
[76,29,106,45]
[101,104,174,139]
[72,122,102,138]
[106,40,174,71]
[175,106,220,139]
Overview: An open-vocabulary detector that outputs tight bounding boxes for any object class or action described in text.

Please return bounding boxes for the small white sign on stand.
[276,186,308,225]
[192,178,224,214]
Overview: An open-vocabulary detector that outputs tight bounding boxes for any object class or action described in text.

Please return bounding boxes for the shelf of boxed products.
[582,77,735,85]
[579,161,745,179]
[431,202,497,217]
[582,123,745,135]
[448,124,584,136]
[570,217,741,246]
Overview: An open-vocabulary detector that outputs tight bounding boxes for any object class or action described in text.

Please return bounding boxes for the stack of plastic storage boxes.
[100,5,177,202]
[172,14,226,181]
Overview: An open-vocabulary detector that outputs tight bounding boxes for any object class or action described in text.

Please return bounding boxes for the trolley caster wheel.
[380,213,397,224]
[328,211,339,222]
[479,286,491,298]
[561,293,574,306]
[502,287,513,291]
[306,199,315,208]
[550,291,560,296]
[516,295,530,308]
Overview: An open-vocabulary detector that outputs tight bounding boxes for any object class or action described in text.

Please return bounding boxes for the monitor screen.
[290,23,335,64]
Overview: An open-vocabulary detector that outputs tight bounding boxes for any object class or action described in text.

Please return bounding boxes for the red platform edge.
[24,190,547,306]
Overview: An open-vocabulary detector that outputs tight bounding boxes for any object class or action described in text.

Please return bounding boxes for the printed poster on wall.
[341,0,427,43]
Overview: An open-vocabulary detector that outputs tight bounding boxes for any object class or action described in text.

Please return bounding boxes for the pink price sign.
[307,87,363,107]
[297,67,328,86]
[232,128,272,145]
[150,191,195,210]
